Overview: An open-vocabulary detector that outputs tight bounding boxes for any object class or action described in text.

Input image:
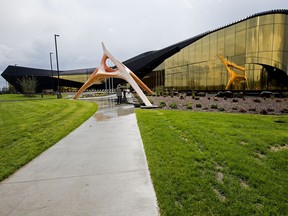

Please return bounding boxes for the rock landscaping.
[148,93,288,115]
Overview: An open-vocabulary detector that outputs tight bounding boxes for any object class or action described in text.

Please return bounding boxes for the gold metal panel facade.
[60,74,90,83]
[165,13,288,90]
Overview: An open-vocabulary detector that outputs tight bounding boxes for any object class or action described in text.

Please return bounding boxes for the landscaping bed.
[148,94,288,115]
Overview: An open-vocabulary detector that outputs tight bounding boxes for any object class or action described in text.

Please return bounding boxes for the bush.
[281,108,288,114]
[248,108,256,112]
[196,104,202,108]
[232,107,238,110]
[155,86,163,96]
[267,108,274,112]
[17,76,38,96]
[239,108,247,113]
[159,101,166,108]
[186,103,193,109]
[218,107,225,111]
[260,109,268,115]
[169,102,178,109]
[211,104,218,109]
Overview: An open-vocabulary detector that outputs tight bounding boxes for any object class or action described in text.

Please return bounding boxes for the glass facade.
[59,74,91,83]
[164,13,288,90]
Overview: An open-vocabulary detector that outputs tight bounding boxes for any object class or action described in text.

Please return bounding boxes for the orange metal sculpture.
[73,43,154,106]
[218,55,248,90]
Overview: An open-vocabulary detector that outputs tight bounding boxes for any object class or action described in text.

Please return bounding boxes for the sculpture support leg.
[73,69,99,99]
[130,72,154,95]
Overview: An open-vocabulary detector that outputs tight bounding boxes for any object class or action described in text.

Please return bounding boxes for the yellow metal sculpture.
[218,55,248,90]
[73,43,154,106]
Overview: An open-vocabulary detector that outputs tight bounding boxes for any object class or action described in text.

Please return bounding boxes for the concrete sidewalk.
[0,97,159,216]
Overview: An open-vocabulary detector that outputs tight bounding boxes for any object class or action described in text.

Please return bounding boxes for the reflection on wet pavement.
[81,96,135,122]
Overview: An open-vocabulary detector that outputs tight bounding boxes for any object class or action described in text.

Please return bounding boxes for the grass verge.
[0,99,97,181]
[136,109,288,215]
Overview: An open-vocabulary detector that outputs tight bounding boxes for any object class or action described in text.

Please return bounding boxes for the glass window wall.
[164,13,288,91]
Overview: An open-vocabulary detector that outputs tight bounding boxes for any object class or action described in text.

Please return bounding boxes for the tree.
[17,76,38,96]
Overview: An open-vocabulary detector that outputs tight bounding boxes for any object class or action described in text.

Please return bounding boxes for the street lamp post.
[54,34,62,98]
[49,52,54,91]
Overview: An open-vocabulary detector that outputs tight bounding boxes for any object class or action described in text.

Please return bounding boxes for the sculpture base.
[140,105,158,109]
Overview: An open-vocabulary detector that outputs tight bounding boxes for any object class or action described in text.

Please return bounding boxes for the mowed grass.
[0,99,97,181]
[0,94,61,101]
[136,110,288,216]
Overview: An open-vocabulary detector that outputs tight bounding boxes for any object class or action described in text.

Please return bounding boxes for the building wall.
[165,13,288,91]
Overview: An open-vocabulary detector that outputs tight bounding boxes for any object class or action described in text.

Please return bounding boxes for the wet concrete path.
[0,96,159,216]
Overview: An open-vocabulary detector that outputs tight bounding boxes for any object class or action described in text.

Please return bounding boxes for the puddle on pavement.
[82,96,135,122]
[95,113,112,122]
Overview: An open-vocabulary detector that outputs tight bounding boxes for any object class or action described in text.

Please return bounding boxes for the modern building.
[2,9,288,93]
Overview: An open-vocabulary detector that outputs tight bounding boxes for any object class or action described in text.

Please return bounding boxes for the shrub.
[169,102,178,109]
[239,108,247,113]
[196,104,202,108]
[218,107,225,111]
[248,108,256,112]
[260,109,268,115]
[211,104,218,109]
[232,107,238,110]
[17,76,38,96]
[155,86,163,96]
[159,101,166,108]
[281,108,288,114]
[185,102,193,109]
[267,108,274,112]
[194,97,200,100]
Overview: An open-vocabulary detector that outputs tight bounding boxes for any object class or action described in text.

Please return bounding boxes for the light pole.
[49,52,54,91]
[54,34,62,98]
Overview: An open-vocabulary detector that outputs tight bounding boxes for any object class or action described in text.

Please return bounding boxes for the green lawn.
[0,99,97,181]
[0,93,62,101]
[136,110,288,216]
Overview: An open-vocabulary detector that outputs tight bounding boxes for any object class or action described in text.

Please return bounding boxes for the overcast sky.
[0,0,287,88]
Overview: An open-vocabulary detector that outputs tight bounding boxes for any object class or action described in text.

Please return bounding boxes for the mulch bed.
[148,95,288,115]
